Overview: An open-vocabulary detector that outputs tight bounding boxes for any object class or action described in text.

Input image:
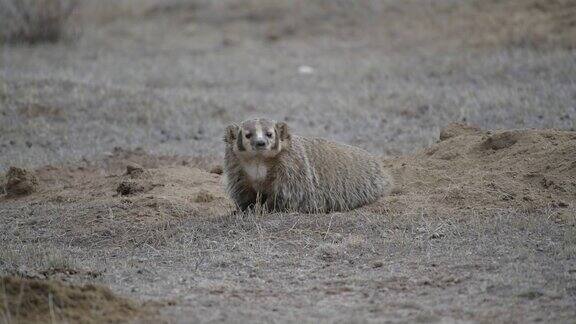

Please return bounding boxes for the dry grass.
[1,0,576,322]
[1,197,575,322]
[0,0,77,44]
[1,1,574,173]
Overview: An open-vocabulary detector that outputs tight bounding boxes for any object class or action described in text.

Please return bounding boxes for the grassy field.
[1,0,576,323]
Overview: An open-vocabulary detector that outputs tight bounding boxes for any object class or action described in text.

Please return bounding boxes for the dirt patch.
[389,0,576,50]
[2,126,575,219]
[0,276,142,323]
[0,149,232,249]
[17,103,64,119]
[378,125,576,214]
[1,151,233,228]
[468,0,576,48]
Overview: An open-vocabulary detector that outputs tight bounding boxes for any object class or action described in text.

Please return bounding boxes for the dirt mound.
[2,126,574,223]
[33,163,232,219]
[0,276,141,323]
[1,148,232,220]
[379,125,576,215]
[0,151,232,247]
[439,123,482,141]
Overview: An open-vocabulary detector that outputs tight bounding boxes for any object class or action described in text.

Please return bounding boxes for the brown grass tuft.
[0,0,77,44]
[5,167,38,196]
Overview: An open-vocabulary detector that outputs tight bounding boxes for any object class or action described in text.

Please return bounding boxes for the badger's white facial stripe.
[255,122,263,142]
[243,161,268,183]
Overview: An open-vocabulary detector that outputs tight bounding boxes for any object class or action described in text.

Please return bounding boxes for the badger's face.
[224,118,290,159]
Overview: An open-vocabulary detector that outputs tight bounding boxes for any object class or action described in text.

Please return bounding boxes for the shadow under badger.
[223,118,392,213]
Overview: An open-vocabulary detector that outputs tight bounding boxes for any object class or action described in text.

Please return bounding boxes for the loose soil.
[0,276,143,323]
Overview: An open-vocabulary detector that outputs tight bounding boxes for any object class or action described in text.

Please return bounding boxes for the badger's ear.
[276,122,290,141]
[224,124,239,144]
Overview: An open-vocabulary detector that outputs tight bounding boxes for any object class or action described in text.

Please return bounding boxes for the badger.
[223,118,392,213]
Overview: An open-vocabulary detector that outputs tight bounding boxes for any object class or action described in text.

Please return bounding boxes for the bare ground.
[1,0,576,323]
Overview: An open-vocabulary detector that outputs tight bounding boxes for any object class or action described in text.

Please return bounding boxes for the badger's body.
[223,118,392,213]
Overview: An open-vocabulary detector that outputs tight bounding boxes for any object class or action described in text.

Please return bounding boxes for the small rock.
[517,289,544,300]
[210,165,223,175]
[298,65,314,75]
[125,163,145,178]
[372,261,384,268]
[5,167,39,196]
[116,180,152,196]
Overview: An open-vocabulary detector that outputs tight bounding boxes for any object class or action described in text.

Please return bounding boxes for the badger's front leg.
[234,188,258,212]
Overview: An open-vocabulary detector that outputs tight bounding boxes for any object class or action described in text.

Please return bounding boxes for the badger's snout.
[254,139,267,149]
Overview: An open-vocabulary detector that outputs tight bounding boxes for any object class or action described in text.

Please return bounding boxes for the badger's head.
[224,118,290,159]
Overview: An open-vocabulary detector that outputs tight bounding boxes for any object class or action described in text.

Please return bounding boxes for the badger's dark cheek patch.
[271,131,280,151]
[237,130,246,151]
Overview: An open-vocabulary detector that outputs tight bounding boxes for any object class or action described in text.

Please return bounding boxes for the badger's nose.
[255,140,266,148]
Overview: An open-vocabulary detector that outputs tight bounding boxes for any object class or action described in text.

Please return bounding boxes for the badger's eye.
[265,132,273,138]
[245,133,252,139]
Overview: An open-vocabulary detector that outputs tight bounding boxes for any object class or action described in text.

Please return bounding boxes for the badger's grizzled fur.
[223,118,392,213]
